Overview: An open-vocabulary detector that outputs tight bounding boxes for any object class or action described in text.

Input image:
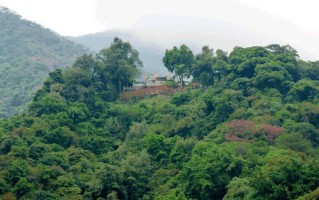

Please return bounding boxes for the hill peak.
[0,7,87,117]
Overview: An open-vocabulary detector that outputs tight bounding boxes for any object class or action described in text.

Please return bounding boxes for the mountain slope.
[0,42,319,199]
[0,7,87,117]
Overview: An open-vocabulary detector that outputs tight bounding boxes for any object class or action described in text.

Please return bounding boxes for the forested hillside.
[0,37,319,200]
[0,7,87,117]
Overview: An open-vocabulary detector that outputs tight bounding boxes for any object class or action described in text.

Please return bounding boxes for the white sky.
[0,0,319,59]
[1,0,319,36]
[0,0,105,35]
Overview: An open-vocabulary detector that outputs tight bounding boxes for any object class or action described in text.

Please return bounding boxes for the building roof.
[156,77,167,81]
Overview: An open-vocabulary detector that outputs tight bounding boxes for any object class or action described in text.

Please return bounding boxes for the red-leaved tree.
[225,120,285,144]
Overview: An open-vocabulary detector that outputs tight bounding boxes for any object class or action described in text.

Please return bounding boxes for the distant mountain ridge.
[68,31,168,76]
[0,7,87,117]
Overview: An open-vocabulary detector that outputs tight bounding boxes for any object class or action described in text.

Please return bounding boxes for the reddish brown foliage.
[224,133,252,142]
[246,96,255,101]
[227,120,256,135]
[260,124,285,144]
[119,85,186,101]
[190,82,201,88]
[225,120,285,144]
[225,120,258,142]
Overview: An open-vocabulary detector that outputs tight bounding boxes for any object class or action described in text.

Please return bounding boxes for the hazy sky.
[1,0,318,35]
[0,0,319,60]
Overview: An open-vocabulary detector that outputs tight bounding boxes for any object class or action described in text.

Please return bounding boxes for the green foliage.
[0,7,87,117]
[171,92,191,106]
[5,159,29,185]
[163,44,195,86]
[0,40,319,199]
[145,133,177,165]
[13,178,34,198]
[176,142,243,199]
[97,37,142,93]
[192,46,215,86]
[39,152,70,169]
[298,187,319,200]
[252,151,319,200]
[29,94,68,116]
[253,62,291,92]
[287,79,319,102]
[223,177,256,200]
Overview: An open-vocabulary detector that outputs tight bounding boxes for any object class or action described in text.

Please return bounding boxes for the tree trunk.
[179,76,184,87]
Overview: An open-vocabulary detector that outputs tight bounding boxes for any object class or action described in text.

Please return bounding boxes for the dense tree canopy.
[163,44,195,86]
[0,40,319,199]
[192,46,215,86]
[97,37,142,93]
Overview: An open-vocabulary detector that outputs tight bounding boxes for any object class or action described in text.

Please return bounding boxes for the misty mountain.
[131,14,317,59]
[0,7,87,117]
[87,14,317,61]
[132,15,278,51]
[68,32,168,76]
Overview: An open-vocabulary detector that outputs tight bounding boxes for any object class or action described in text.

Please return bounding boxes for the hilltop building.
[133,72,172,87]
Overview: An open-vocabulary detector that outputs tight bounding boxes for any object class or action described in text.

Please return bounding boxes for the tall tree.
[97,37,142,93]
[193,46,215,86]
[163,44,195,86]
